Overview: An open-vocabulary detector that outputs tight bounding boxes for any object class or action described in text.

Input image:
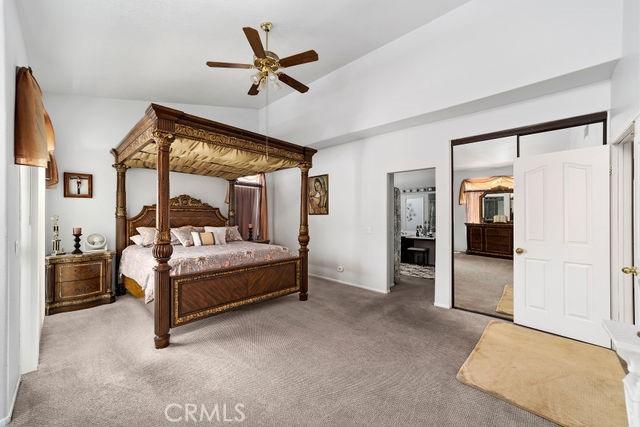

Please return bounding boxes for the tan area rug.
[457,321,627,427]
[495,283,513,316]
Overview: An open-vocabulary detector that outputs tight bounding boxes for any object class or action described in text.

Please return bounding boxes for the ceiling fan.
[206,22,318,96]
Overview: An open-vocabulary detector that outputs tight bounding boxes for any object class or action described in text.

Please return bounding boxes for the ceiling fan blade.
[206,61,252,69]
[242,27,266,59]
[248,83,260,96]
[279,50,318,68]
[278,73,309,93]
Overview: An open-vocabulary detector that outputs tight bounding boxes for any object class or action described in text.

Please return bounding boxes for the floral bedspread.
[119,241,298,303]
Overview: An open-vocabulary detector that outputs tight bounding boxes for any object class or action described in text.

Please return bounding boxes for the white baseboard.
[0,377,21,426]
[309,274,390,294]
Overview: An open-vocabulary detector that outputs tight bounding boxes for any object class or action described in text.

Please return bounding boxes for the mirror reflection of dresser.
[466,187,513,259]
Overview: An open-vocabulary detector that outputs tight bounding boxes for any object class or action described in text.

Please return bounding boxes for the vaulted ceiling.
[17,0,471,108]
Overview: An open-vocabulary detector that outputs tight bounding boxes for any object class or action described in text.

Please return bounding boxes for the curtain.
[235,185,260,240]
[259,173,269,240]
[15,67,49,167]
[464,192,482,223]
[458,176,513,204]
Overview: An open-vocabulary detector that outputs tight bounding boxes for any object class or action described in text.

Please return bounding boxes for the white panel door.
[514,145,611,347]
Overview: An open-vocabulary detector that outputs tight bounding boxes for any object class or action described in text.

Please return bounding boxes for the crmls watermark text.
[164,403,246,423]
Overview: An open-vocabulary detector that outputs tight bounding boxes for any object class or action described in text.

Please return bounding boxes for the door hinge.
[609,166,613,176]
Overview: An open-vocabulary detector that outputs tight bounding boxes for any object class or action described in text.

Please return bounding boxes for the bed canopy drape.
[111,104,316,349]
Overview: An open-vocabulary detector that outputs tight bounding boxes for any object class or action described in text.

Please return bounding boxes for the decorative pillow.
[171,226,194,247]
[130,235,144,246]
[136,227,156,246]
[191,231,215,246]
[204,226,228,245]
[137,226,180,245]
[226,226,243,242]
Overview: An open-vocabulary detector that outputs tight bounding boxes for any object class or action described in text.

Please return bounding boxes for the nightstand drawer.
[58,277,103,300]
[57,262,102,282]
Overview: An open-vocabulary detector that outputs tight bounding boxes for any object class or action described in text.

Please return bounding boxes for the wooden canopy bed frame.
[111,104,316,349]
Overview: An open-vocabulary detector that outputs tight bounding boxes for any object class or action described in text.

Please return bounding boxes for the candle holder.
[72,233,83,255]
[248,225,254,241]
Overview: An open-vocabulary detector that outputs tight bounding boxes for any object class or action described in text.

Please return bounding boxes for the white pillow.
[204,226,227,245]
[130,235,144,246]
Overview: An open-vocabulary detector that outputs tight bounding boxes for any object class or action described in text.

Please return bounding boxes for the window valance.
[15,67,54,168]
[458,176,513,204]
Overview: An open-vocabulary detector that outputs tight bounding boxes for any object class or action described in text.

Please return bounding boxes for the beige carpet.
[495,283,513,316]
[10,276,551,426]
[457,321,627,427]
[454,253,513,319]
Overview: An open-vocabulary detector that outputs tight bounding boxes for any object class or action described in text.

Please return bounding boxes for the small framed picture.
[64,172,93,198]
[308,174,328,215]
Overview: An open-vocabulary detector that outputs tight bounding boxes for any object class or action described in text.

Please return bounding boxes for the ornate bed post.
[113,162,128,295]
[227,179,236,226]
[298,162,310,301]
[153,131,174,349]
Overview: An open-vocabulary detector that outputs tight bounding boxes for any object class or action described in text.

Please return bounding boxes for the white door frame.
[19,166,45,374]
[611,123,635,324]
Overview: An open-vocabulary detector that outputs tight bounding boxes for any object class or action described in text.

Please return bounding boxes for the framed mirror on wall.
[480,189,513,223]
[451,112,607,321]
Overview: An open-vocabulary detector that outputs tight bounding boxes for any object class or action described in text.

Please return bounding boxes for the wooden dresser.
[45,251,115,315]
[465,223,513,259]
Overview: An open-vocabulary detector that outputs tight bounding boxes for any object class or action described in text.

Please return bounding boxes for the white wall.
[453,165,513,252]
[611,0,640,139]
[271,81,611,306]
[393,169,435,190]
[263,0,622,147]
[0,0,30,423]
[44,94,259,252]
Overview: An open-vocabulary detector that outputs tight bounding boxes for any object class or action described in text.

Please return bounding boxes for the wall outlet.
[337,265,344,273]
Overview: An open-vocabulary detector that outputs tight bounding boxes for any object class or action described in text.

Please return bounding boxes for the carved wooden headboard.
[126,195,228,247]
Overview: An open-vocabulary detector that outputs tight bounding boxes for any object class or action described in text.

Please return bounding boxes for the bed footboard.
[170,257,302,327]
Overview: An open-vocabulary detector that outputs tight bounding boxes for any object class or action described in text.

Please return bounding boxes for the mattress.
[119,241,298,303]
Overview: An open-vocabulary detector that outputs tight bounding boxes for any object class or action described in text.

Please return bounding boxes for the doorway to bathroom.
[391,168,436,288]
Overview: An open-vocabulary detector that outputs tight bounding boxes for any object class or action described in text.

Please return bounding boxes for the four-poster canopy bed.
[111,104,316,349]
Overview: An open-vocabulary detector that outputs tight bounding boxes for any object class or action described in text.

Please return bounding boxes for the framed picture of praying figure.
[63,172,93,198]
[308,174,328,215]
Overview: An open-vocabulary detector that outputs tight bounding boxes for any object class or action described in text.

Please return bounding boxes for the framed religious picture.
[308,174,328,215]
[63,172,93,198]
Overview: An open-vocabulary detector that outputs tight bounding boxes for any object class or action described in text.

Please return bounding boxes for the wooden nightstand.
[45,251,116,315]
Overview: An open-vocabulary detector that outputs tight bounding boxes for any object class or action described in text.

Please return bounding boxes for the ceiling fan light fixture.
[206,22,318,96]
